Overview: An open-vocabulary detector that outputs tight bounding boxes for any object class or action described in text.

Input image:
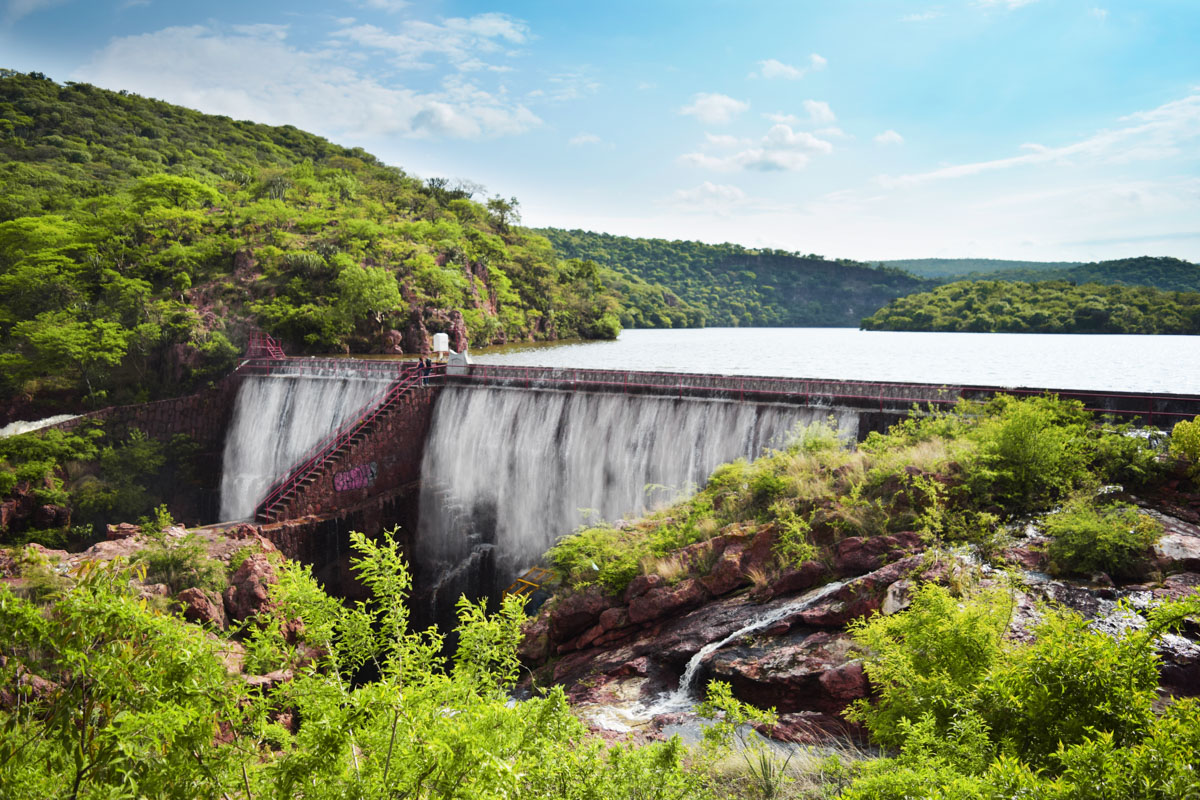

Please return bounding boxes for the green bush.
[137,533,224,594]
[847,583,1011,747]
[1171,417,1200,483]
[963,394,1094,514]
[1043,498,1160,578]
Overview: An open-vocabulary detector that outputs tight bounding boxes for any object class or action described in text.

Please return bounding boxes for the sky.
[3,0,1199,262]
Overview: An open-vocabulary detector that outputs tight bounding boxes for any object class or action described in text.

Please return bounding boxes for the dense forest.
[861,279,1200,334]
[879,257,1084,279]
[538,228,931,327]
[961,255,1200,293]
[0,70,690,415]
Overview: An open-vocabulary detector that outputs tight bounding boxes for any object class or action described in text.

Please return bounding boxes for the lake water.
[469,328,1200,395]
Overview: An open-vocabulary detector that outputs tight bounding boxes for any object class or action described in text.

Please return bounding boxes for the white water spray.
[416,385,858,614]
[218,369,392,521]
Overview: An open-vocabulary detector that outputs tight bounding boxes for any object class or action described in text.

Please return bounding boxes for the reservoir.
[470,327,1200,395]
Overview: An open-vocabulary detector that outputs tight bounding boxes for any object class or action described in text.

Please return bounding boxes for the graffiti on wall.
[334,461,378,492]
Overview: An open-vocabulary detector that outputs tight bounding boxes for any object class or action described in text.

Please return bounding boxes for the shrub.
[963,394,1094,514]
[1043,498,1160,578]
[137,533,224,594]
[846,583,1011,747]
[770,501,816,567]
[1170,416,1200,482]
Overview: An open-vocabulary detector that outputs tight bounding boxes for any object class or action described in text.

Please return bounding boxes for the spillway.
[415,385,859,616]
[219,367,392,521]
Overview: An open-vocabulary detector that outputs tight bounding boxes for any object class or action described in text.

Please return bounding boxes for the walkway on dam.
[234,352,1200,524]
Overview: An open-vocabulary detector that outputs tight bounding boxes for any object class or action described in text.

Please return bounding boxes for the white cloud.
[704,132,744,148]
[1089,7,1108,20]
[4,0,67,24]
[764,112,802,126]
[751,53,826,80]
[538,71,601,102]
[358,0,409,11]
[976,0,1040,8]
[569,132,601,146]
[679,92,749,124]
[901,10,944,22]
[803,99,836,124]
[681,123,833,172]
[671,181,748,211]
[331,12,529,71]
[816,126,849,139]
[874,129,904,145]
[755,58,804,80]
[879,92,1200,187]
[73,24,541,140]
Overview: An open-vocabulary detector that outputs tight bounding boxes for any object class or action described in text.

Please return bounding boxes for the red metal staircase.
[254,370,422,523]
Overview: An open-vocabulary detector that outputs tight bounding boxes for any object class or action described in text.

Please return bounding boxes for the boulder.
[106,522,141,540]
[549,585,612,641]
[833,531,924,575]
[756,711,868,745]
[178,587,227,630]
[708,630,867,714]
[628,578,710,625]
[1154,532,1200,573]
[761,560,828,601]
[223,553,278,622]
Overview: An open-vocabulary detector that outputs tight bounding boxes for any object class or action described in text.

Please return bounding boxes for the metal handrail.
[254,365,440,520]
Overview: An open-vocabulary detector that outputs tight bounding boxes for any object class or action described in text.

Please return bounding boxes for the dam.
[49,339,1200,616]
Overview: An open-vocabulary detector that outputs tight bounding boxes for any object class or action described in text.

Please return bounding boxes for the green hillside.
[861,279,1200,334]
[879,258,1083,278]
[538,228,930,327]
[967,256,1200,292]
[0,70,681,417]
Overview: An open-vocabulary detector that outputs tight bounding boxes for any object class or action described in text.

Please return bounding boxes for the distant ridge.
[878,258,1084,278]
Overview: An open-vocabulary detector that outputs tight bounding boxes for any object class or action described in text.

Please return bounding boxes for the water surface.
[470,328,1199,395]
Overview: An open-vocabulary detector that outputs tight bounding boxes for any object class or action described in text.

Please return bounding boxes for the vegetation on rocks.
[0,71,677,416]
[860,279,1200,333]
[842,583,1200,798]
[549,395,1171,596]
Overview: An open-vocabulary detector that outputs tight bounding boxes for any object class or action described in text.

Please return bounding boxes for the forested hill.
[861,280,1200,334]
[880,255,1200,292]
[879,258,1083,278]
[0,70,682,417]
[537,228,931,327]
[965,256,1200,293]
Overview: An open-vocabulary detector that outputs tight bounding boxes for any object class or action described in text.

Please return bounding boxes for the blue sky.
[3,0,1199,261]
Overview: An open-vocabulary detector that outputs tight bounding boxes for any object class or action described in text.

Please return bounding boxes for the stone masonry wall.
[277,385,438,520]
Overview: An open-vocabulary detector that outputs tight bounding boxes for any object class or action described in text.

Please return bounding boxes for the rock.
[1154,532,1200,573]
[761,560,828,601]
[882,579,914,615]
[599,606,630,632]
[549,585,612,641]
[178,587,227,630]
[1156,572,1200,601]
[700,540,749,596]
[628,578,710,625]
[381,329,405,355]
[756,712,868,745]
[106,522,141,540]
[708,630,866,714]
[138,583,170,600]
[1158,633,1200,696]
[33,504,68,528]
[833,532,923,575]
[624,573,664,603]
[223,553,278,622]
[518,615,551,663]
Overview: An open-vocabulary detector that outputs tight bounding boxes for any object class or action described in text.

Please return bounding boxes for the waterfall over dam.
[415,385,859,613]
[219,368,392,521]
